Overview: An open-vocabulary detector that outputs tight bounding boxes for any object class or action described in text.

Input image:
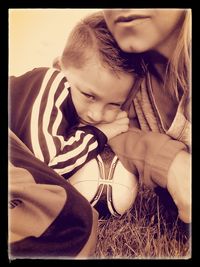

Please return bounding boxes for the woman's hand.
[167,150,191,223]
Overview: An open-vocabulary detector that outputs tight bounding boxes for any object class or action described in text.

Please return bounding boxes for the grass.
[93,185,191,259]
[91,146,191,259]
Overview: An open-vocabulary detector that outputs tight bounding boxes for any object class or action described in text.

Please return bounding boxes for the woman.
[103,9,191,223]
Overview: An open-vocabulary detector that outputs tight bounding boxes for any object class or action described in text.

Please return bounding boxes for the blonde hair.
[165,9,191,101]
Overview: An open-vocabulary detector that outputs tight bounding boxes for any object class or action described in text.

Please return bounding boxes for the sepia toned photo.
[8,8,191,260]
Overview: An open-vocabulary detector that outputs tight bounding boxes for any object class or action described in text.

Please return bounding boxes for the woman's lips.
[115,15,150,24]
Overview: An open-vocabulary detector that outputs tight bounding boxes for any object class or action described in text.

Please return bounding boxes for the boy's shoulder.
[10,67,62,80]
[21,67,53,80]
[10,67,66,89]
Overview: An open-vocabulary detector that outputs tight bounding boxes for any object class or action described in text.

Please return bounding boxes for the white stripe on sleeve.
[30,68,56,161]
[57,130,85,151]
[53,141,98,175]
[52,82,70,150]
[42,72,67,161]
[49,133,95,166]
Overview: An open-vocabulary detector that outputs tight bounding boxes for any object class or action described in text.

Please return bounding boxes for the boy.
[9,12,143,180]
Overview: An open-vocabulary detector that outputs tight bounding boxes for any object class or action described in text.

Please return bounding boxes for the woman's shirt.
[132,60,191,150]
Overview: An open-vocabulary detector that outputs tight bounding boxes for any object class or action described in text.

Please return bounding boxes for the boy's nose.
[87,110,104,124]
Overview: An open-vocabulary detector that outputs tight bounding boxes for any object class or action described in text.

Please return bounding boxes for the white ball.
[68,155,138,217]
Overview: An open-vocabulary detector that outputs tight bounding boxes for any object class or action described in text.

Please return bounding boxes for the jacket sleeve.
[47,125,107,179]
[108,126,187,188]
[25,68,107,179]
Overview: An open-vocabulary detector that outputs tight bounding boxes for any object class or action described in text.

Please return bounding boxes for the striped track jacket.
[9,67,107,179]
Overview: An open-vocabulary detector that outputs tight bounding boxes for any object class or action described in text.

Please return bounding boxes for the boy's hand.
[95,111,129,140]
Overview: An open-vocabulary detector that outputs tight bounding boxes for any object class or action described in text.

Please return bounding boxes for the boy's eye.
[110,103,122,108]
[82,92,95,100]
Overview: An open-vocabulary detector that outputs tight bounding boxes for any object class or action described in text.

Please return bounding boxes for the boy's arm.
[48,111,129,179]
[48,125,108,179]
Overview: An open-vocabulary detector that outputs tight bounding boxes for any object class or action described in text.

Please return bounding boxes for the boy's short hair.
[60,12,144,75]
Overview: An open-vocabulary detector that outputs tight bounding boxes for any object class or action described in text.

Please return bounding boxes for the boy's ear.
[52,56,61,70]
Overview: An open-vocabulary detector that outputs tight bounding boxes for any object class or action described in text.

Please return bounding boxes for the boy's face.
[63,59,134,126]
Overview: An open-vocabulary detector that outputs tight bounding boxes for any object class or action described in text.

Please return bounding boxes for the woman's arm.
[108,126,187,187]
[108,126,191,222]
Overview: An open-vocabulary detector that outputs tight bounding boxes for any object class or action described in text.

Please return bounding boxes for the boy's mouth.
[79,118,95,126]
[79,118,89,125]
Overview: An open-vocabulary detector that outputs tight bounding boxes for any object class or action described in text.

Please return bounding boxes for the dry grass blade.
[93,185,191,259]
